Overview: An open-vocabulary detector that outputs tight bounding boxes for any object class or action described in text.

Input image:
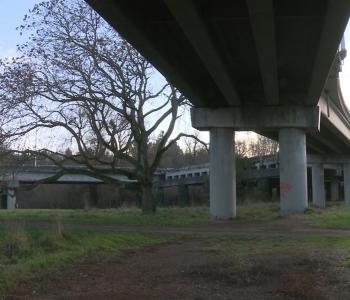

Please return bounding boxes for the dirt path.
[10,237,350,300]
[6,218,350,299]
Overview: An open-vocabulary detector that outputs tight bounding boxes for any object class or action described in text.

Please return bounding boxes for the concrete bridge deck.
[85,0,350,218]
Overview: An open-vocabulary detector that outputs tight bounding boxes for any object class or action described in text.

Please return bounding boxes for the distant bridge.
[0,165,136,210]
[0,156,347,210]
[0,165,135,185]
[156,156,346,207]
[156,164,209,188]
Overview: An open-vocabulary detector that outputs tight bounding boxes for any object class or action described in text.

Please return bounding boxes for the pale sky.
[0,0,41,59]
[0,1,349,146]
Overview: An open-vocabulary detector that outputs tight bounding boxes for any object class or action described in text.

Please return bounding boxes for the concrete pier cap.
[191,105,322,217]
[191,106,321,131]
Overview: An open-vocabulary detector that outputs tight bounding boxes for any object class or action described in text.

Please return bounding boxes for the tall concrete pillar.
[344,163,350,204]
[311,163,325,208]
[209,128,235,219]
[279,128,308,214]
[331,176,340,201]
[7,188,16,210]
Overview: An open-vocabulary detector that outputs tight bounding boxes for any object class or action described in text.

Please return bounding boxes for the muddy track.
[5,217,350,299]
[9,236,350,300]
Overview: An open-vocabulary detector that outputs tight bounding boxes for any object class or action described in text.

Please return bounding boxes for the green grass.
[304,203,350,229]
[0,203,281,227]
[2,202,350,229]
[0,225,171,293]
[203,235,350,259]
[0,202,281,292]
[0,207,210,227]
[236,202,280,221]
[1,202,350,295]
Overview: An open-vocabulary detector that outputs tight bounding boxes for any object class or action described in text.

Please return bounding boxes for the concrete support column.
[331,176,340,201]
[312,163,325,208]
[209,128,235,219]
[279,128,308,214]
[344,164,350,204]
[7,188,16,210]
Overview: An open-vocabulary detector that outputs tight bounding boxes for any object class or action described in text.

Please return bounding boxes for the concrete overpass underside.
[86,0,350,218]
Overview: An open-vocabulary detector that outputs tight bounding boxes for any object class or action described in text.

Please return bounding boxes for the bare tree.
[249,135,279,159]
[184,131,201,157]
[182,131,208,165]
[0,0,201,213]
[235,139,249,158]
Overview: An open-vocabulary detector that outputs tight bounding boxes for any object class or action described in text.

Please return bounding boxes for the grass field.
[0,202,281,293]
[1,202,350,228]
[0,207,210,226]
[204,235,350,259]
[198,234,350,299]
[0,222,170,292]
[1,202,350,296]
[304,203,350,229]
[0,203,282,227]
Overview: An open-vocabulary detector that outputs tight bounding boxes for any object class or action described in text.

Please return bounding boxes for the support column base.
[279,128,308,215]
[209,128,236,220]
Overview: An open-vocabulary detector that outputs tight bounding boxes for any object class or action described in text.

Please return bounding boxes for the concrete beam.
[84,0,205,106]
[308,154,350,165]
[191,106,320,130]
[165,0,240,106]
[312,163,325,208]
[308,131,343,154]
[318,96,350,146]
[246,0,279,105]
[306,0,350,105]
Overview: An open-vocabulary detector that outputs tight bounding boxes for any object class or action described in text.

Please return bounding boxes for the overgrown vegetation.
[1,202,350,297]
[0,207,209,226]
[200,234,350,300]
[0,222,169,293]
[304,203,350,229]
[0,203,283,226]
[1,202,350,228]
[203,235,350,258]
[236,202,280,221]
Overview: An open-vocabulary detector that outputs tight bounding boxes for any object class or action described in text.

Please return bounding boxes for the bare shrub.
[277,270,327,300]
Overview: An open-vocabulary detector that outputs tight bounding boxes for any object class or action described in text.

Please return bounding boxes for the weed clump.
[1,222,30,259]
[52,214,65,239]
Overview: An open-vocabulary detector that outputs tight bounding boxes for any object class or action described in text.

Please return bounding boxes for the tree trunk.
[141,184,156,214]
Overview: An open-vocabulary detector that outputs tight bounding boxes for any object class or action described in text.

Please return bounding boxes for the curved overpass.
[85,0,350,218]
